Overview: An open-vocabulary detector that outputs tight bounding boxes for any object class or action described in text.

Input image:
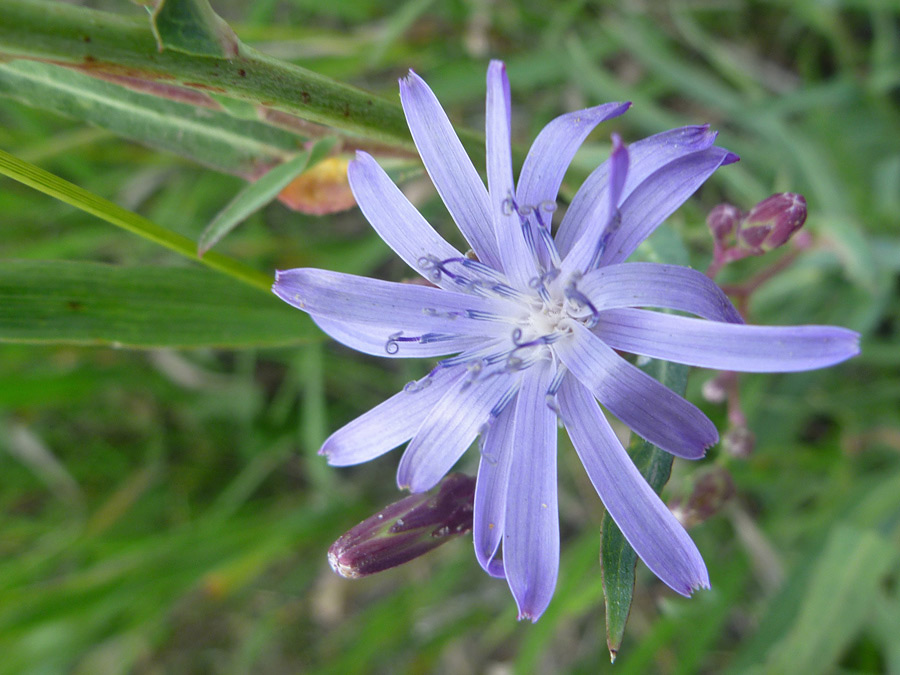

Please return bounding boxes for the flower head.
[273,61,860,621]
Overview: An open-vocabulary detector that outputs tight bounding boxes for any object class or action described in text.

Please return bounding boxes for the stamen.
[564,282,601,327]
[385,331,416,354]
[505,348,546,372]
[385,331,458,354]
[437,340,506,370]
[490,386,518,417]
[465,309,506,322]
[422,307,464,320]
[528,275,553,305]
[418,255,525,303]
[505,194,543,272]
[585,210,622,271]
[417,256,449,283]
[460,258,506,282]
[544,365,568,416]
[546,365,568,398]
[505,330,560,371]
[533,202,562,269]
[403,368,438,393]
[512,332,561,350]
[489,283,528,301]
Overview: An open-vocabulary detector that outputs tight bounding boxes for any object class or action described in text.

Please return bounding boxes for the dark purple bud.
[738,193,807,253]
[328,473,476,578]
[671,467,735,528]
[706,203,744,246]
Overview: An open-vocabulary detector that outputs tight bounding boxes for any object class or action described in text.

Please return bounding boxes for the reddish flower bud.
[328,473,475,578]
[671,467,735,528]
[738,193,807,253]
[706,203,744,247]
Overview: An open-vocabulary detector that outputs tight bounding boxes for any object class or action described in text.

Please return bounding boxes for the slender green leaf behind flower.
[273,61,860,621]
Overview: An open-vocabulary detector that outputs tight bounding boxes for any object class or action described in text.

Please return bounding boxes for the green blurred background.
[1,1,898,673]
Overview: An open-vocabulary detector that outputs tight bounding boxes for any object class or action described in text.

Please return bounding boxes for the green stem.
[0,147,273,293]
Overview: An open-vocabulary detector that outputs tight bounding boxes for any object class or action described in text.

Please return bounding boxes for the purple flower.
[273,61,860,621]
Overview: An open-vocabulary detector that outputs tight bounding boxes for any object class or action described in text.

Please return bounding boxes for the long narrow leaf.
[600,358,689,661]
[0,0,457,155]
[0,147,272,293]
[0,260,313,348]
[0,60,304,178]
[198,137,337,255]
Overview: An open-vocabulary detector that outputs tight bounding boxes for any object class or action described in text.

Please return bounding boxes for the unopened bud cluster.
[328,473,476,578]
[707,193,808,275]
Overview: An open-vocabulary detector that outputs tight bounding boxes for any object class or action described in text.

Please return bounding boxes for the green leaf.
[149,0,239,58]
[766,525,897,674]
[0,0,427,155]
[600,357,689,661]
[0,260,313,348]
[198,137,337,255]
[0,60,304,178]
[0,146,272,293]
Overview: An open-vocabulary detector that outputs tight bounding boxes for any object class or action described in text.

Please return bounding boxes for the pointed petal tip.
[516,609,542,623]
[687,576,711,596]
[846,329,862,357]
[323,451,349,467]
[400,69,423,89]
[701,430,720,456]
[669,575,710,598]
[723,151,741,165]
[609,101,632,118]
[672,564,710,597]
[396,468,436,494]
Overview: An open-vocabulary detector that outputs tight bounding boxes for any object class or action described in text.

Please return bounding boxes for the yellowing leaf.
[278,157,356,215]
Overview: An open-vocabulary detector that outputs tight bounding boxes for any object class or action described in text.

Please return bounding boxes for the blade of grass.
[0,147,272,293]
[198,136,337,255]
[0,260,314,348]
